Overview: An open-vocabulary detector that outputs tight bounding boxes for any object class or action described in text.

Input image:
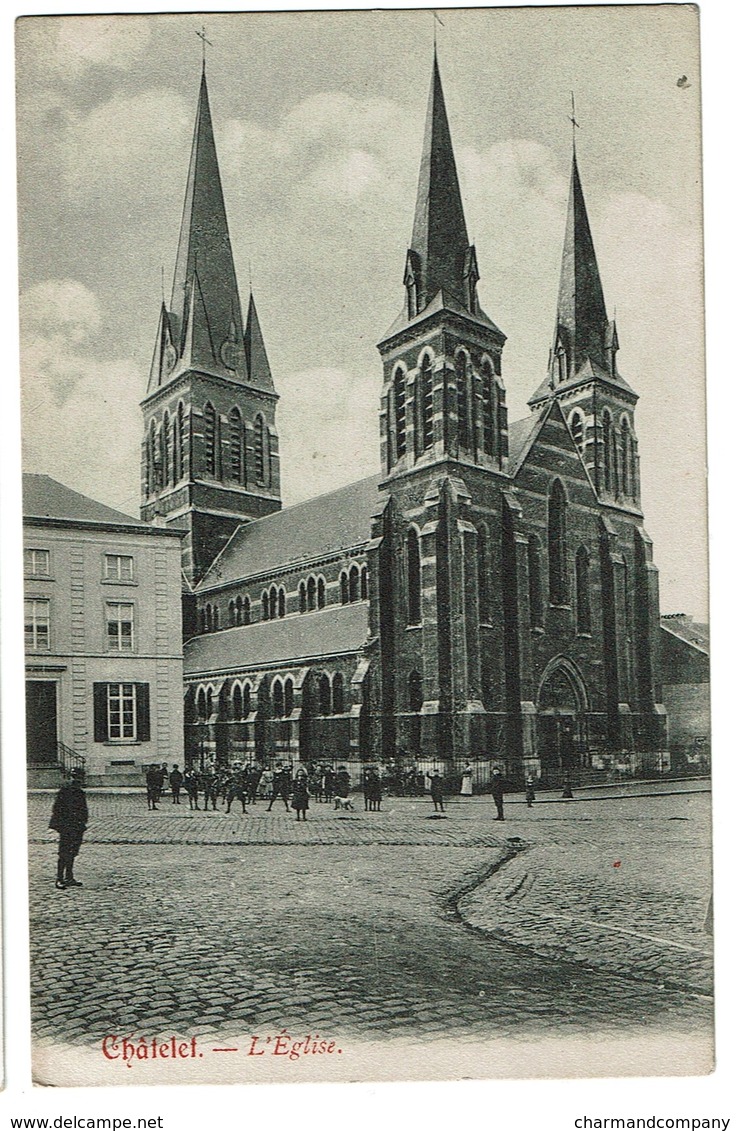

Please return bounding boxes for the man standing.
[146,764,160,810]
[427,769,445,813]
[169,763,184,804]
[491,767,505,821]
[49,768,88,889]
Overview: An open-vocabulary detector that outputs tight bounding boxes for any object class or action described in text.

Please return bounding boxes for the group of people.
[141,761,358,820]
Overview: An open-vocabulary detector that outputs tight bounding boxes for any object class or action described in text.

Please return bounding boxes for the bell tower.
[140,66,281,584]
[373,52,509,765]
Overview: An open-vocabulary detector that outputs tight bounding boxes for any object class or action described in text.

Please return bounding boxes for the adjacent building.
[24,474,184,785]
[139,56,669,786]
[660,613,710,772]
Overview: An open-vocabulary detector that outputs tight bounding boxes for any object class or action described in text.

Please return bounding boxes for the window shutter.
[136,683,151,742]
[93,683,108,743]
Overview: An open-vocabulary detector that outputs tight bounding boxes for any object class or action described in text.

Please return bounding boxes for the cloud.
[277,366,379,504]
[61,89,190,213]
[54,17,151,76]
[21,279,142,517]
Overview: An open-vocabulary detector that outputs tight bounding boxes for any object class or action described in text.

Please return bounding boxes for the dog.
[333,796,354,811]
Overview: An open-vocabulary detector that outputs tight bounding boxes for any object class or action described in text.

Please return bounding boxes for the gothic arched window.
[278,587,286,619]
[261,591,269,621]
[332,673,344,714]
[409,670,423,713]
[548,479,568,606]
[205,604,213,632]
[272,680,284,719]
[360,565,368,600]
[229,599,236,627]
[243,596,251,626]
[176,401,185,482]
[213,605,220,631]
[349,564,360,603]
[284,678,294,717]
[576,546,591,634]
[299,580,307,614]
[232,684,243,720]
[407,527,422,625]
[394,368,407,460]
[307,576,317,611]
[317,576,326,609]
[528,534,544,628]
[229,407,244,484]
[621,417,631,497]
[254,414,268,484]
[242,683,251,717]
[318,673,331,716]
[268,585,278,621]
[340,572,349,605]
[196,688,207,720]
[204,402,217,476]
[419,355,434,453]
[456,352,470,450]
[148,419,157,493]
[161,412,170,487]
[481,361,495,457]
[602,410,613,491]
[172,408,181,482]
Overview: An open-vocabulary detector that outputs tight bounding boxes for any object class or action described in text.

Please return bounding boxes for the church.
[140,53,667,787]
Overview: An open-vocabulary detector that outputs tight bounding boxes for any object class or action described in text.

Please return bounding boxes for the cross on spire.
[195,24,213,71]
[569,91,581,150]
[432,10,444,50]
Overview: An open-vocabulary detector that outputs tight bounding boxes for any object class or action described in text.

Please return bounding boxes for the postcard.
[16,6,710,1087]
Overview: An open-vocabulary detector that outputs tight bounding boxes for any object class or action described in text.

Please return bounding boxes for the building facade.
[144,57,668,785]
[24,475,184,785]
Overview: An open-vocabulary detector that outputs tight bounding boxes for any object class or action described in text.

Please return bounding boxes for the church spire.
[244,291,274,391]
[406,53,474,315]
[168,69,247,381]
[549,148,612,385]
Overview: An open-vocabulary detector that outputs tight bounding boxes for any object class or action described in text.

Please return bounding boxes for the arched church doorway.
[536,659,589,786]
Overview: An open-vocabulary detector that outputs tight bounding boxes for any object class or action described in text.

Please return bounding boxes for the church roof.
[184,602,370,676]
[506,410,547,473]
[528,354,636,407]
[379,287,505,346]
[197,473,385,591]
[660,614,709,655]
[23,473,176,535]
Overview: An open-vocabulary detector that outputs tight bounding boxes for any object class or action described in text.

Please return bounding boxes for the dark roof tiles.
[184,602,370,676]
[197,473,385,590]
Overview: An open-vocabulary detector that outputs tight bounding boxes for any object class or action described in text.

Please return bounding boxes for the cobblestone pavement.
[28,788,713,1061]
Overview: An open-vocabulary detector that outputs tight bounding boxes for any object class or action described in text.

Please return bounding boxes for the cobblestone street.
[27,785,713,1084]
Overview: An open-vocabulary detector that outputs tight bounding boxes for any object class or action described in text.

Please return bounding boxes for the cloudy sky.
[15,7,706,618]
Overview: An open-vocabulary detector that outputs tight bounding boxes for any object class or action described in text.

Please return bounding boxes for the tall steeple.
[407,50,473,314]
[553,149,610,380]
[148,68,248,391]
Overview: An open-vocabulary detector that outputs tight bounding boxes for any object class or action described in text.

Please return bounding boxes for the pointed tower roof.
[409,52,470,310]
[530,148,635,406]
[244,292,274,392]
[554,149,609,374]
[169,69,247,380]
